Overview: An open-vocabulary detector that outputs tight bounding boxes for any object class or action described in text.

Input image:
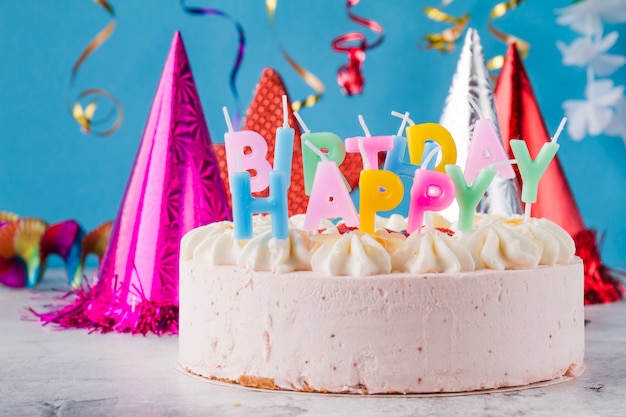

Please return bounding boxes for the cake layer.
[179,261,584,394]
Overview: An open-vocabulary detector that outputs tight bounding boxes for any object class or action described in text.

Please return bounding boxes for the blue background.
[1,1,625,268]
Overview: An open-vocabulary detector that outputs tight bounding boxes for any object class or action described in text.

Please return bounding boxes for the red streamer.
[332,0,384,96]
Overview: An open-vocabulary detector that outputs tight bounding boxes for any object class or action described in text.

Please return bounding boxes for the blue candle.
[274,126,294,184]
[230,170,289,240]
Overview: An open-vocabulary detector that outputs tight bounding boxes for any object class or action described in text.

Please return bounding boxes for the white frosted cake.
[178,214,584,394]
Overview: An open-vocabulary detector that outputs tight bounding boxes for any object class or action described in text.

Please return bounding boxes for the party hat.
[34,32,231,333]
[439,28,523,221]
[213,68,362,216]
[495,44,624,304]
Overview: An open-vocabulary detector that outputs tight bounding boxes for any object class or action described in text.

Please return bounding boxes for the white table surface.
[1,270,625,417]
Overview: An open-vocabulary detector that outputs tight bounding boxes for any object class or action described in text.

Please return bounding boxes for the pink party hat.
[34,32,231,334]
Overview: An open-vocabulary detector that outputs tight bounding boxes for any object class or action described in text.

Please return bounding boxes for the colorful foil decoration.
[213,68,364,216]
[0,216,112,289]
[34,32,231,334]
[421,2,471,52]
[495,44,624,304]
[332,0,384,95]
[265,0,325,112]
[68,0,123,136]
[80,221,113,268]
[439,29,522,222]
[0,218,48,288]
[485,0,529,72]
[180,0,246,129]
[40,220,85,289]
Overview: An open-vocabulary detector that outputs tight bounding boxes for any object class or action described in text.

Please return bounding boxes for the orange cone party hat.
[213,68,362,216]
[495,44,624,304]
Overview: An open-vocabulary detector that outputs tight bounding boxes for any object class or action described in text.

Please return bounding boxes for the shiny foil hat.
[439,28,523,221]
[34,32,231,333]
[495,44,624,305]
[213,67,363,216]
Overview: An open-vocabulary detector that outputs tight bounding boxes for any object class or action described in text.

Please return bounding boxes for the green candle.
[445,165,497,232]
[510,140,559,204]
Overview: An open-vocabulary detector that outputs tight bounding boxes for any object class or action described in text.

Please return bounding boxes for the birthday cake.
[179,213,584,394]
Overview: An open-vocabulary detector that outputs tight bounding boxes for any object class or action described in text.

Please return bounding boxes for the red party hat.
[213,68,362,216]
[495,44,624,304]
[33,32,231,333]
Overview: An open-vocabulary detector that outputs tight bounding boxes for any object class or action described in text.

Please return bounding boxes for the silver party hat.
[439,28,522,221]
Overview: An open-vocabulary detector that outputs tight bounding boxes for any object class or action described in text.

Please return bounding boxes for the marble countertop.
[1,271,625,417]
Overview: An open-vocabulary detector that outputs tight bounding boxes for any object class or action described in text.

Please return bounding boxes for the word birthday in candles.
[222,97,566,239]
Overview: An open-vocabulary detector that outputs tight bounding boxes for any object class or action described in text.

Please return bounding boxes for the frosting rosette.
[180,221,243,265]
[513,217,576,265]
[310,232,392,276]
[462,222,541,270]
[391,229,475,273]
[238,228,312,273]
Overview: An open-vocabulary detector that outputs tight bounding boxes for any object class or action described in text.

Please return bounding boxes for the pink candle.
[303,141,359,231]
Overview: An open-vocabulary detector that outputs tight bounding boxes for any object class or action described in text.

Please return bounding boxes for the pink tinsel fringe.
[30,276,178,335]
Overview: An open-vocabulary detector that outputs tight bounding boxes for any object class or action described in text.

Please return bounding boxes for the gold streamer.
[266,0,325,111]
[421,2,470,53]
[68,0,123,136]
[486,0,529,71]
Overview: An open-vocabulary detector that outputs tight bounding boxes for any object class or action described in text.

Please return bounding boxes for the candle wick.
[423,213,434,234]
[421,144,441,170]
[358,137,371,170]
[393,111,411,136]
[524,202,532,222]
[489,158,517,168]
[282,95,289,128]
[551,117,567,143]
[391,110,414,132]
[358,114,371,137]
[222,106,234,133]
[293,111,310,134]
[304,139,327,161]
[467,96,485,120]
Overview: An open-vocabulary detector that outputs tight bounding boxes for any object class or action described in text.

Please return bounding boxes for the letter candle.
[407,146,456,234]
[345,115,394,170]
[295,112,349,195]
[359,170,403,234]
[406,123,457,173]
[464,97,516,183]
[510,117,567,222]
[223,107,289,240]
[274,95,295,184]
[303,141,359,230]
[382,111,436,216]
[446,165,497,232]
[223,107,272,192]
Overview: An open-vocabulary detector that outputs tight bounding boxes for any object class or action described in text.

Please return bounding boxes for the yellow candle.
[406,123,457,173]
[359,170,403,234]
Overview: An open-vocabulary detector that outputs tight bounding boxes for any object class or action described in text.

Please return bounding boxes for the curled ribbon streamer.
[180,0,246,129]
[68,0,123,137]
[266,0,325,112]
[421,4,470,53]
[486,0,530,71]
[332,0,384,96]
